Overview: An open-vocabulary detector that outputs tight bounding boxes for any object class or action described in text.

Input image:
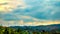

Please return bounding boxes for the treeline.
[0,26,60,34]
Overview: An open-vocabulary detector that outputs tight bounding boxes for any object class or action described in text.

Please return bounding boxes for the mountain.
[10,24,60,31]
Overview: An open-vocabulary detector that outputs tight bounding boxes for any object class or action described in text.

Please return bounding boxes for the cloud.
[0,19,60,26]
[1,0,60,20]
[0,0,60,26]
[0,0,26,13]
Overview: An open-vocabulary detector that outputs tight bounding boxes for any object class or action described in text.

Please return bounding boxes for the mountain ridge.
[10,24,60,31]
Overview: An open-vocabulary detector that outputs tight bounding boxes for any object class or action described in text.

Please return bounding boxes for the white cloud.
[0,0,26,13]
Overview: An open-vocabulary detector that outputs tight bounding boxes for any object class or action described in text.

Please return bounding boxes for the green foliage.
[0,26,60,34]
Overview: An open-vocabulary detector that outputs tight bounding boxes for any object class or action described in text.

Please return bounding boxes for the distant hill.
[10,24,60,31]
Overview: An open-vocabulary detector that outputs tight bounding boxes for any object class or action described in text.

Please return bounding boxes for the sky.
[0,0,60,26]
